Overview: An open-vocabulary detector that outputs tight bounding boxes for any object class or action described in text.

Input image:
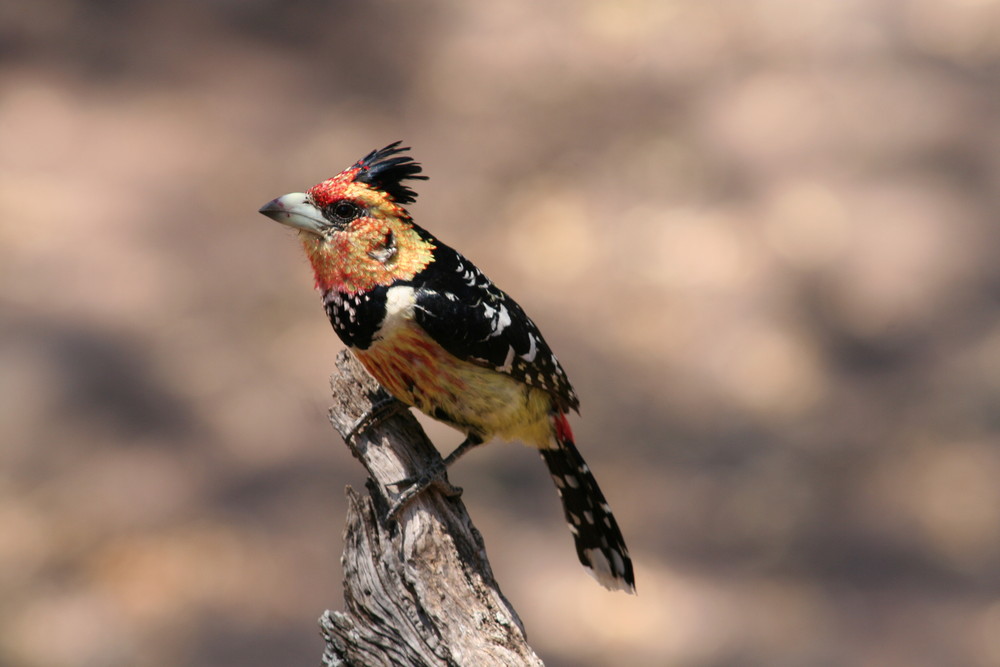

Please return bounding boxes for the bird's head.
[259,142,434,294]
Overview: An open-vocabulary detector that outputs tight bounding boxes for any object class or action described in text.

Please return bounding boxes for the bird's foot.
[387,461,463,519]
[344,395,406,443]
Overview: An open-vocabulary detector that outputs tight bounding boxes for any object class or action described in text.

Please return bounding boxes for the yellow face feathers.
[300,210,435,294]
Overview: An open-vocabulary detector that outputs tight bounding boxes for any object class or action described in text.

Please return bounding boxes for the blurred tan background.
[2,1,1000,665]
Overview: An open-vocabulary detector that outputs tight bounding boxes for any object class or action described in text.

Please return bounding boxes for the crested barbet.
[259,142,635,593]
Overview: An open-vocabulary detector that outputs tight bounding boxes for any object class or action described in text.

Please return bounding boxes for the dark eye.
[327,200,362,223]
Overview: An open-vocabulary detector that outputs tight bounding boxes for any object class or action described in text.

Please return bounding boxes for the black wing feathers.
[411,246,579,412]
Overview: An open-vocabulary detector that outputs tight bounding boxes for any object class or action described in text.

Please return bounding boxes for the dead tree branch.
[320,350,544,667]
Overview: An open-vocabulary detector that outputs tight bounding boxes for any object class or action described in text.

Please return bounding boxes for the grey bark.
[320,350,544,667]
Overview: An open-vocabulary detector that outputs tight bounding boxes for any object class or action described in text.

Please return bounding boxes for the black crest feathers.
[353,141,428,205]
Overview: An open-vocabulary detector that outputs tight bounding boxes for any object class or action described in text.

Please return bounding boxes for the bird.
[259,142,635,593]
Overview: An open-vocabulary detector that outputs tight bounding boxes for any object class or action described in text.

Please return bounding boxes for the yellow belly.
[352,322,555,449]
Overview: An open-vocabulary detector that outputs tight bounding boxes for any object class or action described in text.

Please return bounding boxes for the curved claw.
[387,462,463,519]
[345,396,406,443]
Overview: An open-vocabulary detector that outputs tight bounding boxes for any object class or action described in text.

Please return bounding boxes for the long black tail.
[540,413,635,593]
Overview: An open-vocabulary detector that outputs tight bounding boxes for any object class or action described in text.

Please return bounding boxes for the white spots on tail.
[583,548,635,593]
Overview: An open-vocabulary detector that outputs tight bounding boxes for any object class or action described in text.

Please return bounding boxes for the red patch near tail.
[553,411,574,445]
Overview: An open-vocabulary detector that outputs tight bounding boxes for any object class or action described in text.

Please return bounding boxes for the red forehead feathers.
[308,142,427,209]
[307,170,359,208]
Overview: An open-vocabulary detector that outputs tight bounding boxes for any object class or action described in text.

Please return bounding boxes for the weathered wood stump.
[320,350,543,666]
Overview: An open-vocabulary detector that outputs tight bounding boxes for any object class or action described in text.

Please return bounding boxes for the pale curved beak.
[258,192,326,235]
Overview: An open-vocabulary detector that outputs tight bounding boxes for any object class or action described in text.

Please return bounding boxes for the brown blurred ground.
[2,1,1000,665]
